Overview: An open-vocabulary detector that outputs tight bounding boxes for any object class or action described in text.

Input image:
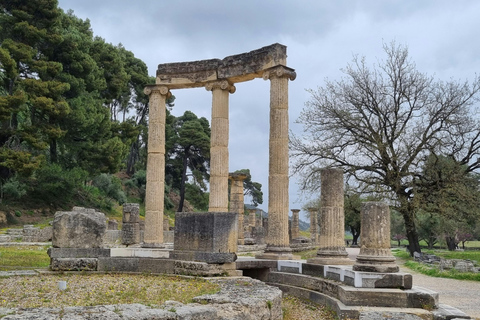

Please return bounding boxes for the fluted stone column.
[308,207,319,244]
[248,209,257,228]
[229,172,247,245]
[256,66,296,260]
[308,168,353,265]
[143,85,170,247]
[291,209,300,240]
[206,80,235,212]
[354,202,399,273]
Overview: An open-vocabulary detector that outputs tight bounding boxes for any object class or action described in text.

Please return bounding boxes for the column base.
[307,249,353,265]
[141,242,165,248]
[256,246,293,260]
[353,255,399,273]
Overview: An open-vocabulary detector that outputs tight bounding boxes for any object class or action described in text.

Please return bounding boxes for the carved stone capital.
[263,65,296,81]
[228,172,248,181]
[144,85,171,97]
[205,80,236,93]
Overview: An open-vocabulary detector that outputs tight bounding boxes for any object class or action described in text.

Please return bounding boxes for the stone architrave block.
[122,203,140,223]
[172,212,237,264]
[52,207,106,248]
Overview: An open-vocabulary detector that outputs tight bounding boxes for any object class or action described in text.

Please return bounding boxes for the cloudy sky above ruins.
[57,0,480,220]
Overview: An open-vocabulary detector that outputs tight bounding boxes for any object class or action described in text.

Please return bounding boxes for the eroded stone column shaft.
[258,66,295,259]
[229,173,247,245]
[308,208,318,244]
[143,85,170,247]
[308,168,352,265]
[206,81,235,212]
[291,209,300,240]
[353,202,399,273]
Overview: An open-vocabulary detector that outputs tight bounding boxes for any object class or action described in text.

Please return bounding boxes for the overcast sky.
[57,0,480,221]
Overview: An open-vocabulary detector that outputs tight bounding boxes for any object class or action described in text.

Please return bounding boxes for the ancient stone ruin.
[35,44,474,319]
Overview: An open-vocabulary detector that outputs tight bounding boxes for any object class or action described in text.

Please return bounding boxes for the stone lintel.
[156,43,289,88]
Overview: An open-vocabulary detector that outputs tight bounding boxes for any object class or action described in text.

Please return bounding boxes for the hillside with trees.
[0,0,262,225]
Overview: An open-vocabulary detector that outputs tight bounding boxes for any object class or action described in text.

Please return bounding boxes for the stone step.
[268,271,438,309]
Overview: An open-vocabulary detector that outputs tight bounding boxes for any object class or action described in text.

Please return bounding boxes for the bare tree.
[291,42,480,255]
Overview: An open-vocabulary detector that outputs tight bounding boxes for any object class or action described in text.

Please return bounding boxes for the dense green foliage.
[0,0,263,218]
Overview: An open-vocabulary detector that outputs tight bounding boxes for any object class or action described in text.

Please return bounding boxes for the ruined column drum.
[291,209,300,240]
[229,172,247,245]
[353,202,399,273]
[308,168,353,265]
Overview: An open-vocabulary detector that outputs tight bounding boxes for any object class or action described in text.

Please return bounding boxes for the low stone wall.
[0,278,282,320]
[414,252,480,273]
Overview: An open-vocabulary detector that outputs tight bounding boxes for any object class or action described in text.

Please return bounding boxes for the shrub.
[1,176,27,200]
[92,174,126,204]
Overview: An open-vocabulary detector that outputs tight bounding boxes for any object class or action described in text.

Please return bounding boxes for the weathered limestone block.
[22,226,52,242]
[50,258,97,271]
[107,219,118,230]
[290,209,300,240]
[171,212,237,264]
[123,203,140,223]
[52,207,106,248]
[122,223,140,246]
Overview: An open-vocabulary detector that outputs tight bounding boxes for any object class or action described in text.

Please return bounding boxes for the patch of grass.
[426,249,480,262]
[282,294,339,320]
[0,274,219,308]
[404,260,480,281]
[0,246,50,270]
[297,249,318,260]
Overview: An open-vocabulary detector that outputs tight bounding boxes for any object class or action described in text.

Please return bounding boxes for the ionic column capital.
[263,65,296,81]
[205,80,236,93]
[144,85,171,97]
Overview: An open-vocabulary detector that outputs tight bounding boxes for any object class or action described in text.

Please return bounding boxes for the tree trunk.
[126,140,139,175]
[177,148,189,212]
[350,226,360,245]
[50,139,57,163]
[446,236,457,251]
[402,209,421,255]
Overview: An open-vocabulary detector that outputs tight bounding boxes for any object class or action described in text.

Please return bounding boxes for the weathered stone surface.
[107,219,118,230]
[122,222,140,245]
[173,212,237,263]
[122,203,140,223]
[174,261,236,277]
[52,207,106,248]
[50,258,97,271]
[358,311,428,320]
[23,226,52,242]
[0,278,282,320]
[354,202,399,273]
[156,43,288,88]
[48,247,110,258]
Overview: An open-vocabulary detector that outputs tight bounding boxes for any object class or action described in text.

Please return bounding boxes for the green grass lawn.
[392,248,480,281]
[0,245,50,270]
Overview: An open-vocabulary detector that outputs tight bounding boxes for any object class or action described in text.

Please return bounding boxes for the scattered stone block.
[52,207,106,248]
[172,212,237,264]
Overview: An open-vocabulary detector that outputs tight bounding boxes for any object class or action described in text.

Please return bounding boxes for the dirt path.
[399,263,480,319]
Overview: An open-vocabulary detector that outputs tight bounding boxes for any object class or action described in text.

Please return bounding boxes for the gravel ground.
[347,247,480,320]
[400,264,480,319]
